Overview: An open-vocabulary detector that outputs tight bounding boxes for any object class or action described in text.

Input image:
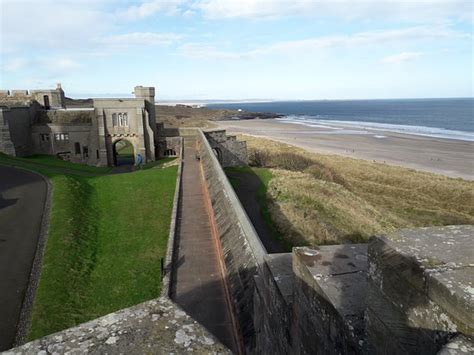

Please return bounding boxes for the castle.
[0,84,176,166]
[1,85,472,355]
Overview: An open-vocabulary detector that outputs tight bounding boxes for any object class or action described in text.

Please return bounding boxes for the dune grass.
[237,135,474,246]
[0,154,177,340]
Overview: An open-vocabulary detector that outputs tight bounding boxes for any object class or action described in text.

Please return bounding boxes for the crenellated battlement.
[0,84,65,109]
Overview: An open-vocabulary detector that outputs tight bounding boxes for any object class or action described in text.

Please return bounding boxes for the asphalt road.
[0,166,47,351]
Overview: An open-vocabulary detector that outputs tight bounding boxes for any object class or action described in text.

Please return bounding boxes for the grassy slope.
[0,154,111,174]
[238,135,474,246]
[226,166,292,251]
[0,154,177,340]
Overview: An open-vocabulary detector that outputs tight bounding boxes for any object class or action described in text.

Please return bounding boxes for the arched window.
[164,149,176,157]
[123,113,128,127]
[118,113,123,126]
[112,113,117,126]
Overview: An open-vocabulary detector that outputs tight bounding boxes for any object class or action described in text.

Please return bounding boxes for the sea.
[207,98,474,142]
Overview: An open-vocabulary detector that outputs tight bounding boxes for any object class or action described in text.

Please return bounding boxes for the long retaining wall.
[197,130,267,352]
[160,137,183,298]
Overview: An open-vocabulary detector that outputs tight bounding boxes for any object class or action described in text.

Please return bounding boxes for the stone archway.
[212,148,222,163]
[113,139,135,166]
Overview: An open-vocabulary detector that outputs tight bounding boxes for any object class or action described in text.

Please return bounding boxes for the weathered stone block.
[5,298,230,354]
[292,244,368,354]
[253,253,293,354]
[367,226,474,354]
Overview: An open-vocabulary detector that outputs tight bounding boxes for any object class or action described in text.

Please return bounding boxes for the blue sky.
[1,0,473,99]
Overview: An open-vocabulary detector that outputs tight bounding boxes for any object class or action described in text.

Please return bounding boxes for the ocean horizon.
[208,98,474,142]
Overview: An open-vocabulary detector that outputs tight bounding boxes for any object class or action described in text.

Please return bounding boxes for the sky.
[0,0,473,100]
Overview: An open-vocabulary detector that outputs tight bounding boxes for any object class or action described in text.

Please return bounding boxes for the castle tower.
[134,86,156,137]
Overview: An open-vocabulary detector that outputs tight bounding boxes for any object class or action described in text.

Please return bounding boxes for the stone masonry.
[0,85,172,166]
[5,298,230,354]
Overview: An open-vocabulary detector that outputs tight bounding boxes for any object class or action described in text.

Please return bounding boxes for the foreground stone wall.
[367,225,473,354]
[292,245,368,354]
[5,298,230,354]
[197,129,265,351]
[253,253,293,354]
[251,227,473,355]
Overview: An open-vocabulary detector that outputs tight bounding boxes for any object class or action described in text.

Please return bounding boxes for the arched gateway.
[94,86,157,167]
[113,139,135,166]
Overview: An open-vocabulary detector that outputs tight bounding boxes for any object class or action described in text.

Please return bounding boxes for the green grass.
[142,157,177,170]
[0,154,112,174]
[116,142,134,161]
[0,153,177,340]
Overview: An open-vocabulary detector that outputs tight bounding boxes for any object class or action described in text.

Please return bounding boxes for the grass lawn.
[0,154,177,340]
[142,157,177,170]
[0,154,112,174]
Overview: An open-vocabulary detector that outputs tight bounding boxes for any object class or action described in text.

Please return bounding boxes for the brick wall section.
[197,130,265,352]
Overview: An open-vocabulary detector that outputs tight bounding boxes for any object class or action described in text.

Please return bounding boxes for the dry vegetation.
[241,134,474,246]
[156,105,239,128]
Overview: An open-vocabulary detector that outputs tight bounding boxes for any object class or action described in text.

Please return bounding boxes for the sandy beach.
[216,119,474,180]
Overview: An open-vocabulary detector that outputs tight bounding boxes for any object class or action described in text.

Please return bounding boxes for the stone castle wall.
[197,129,264,351]
[0,107,34,156]
[252,227,473,355]
[204,130,248,167]
[0,110,16,156]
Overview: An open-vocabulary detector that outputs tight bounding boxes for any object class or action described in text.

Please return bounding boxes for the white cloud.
[102,32,182,47]
[180,25,470,59]
[382,52,423,64]
[3,56,81,73]
[179,43,242,59]
[117,0,187,20]
[3,58,31,71]
[194,0,473,22]
[1,0,111,52]
[56,58,82,70]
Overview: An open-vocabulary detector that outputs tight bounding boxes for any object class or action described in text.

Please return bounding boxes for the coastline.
[215,119,474,180]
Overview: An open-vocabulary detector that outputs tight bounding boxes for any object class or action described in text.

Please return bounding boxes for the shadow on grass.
[225,167,305,253]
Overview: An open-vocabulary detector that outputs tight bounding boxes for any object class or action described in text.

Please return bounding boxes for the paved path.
[171,137,238,353]
[0,166,48,351]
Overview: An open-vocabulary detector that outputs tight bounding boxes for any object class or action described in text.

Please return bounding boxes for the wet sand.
[216,119,474,180]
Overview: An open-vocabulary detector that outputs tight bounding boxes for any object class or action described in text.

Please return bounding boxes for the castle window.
[55,133,69,141]
[164,149,177,157]
[112,112,129,127]
[43,95,50,109]
[83,146,89,158]
[40,133,50,142]
[74,142,81,154]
